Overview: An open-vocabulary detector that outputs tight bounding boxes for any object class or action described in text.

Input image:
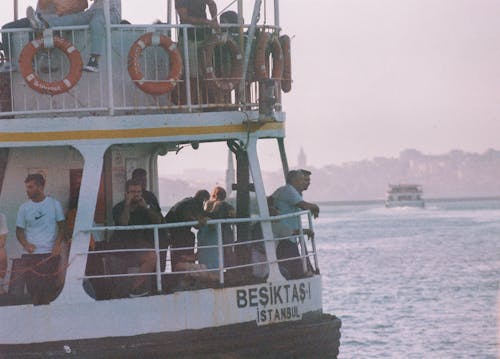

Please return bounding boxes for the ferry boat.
[385,184,425,208]
[0,1,341,357]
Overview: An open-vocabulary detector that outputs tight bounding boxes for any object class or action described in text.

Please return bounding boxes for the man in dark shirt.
[175,0,219,41]
[111,179,162,297]
[165,189,209,271]
[174,0,219,105]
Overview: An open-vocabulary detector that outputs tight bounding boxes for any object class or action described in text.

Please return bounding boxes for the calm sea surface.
[315,198,500,359]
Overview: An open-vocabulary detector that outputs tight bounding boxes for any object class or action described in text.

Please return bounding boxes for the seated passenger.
[271,170,319,279]
[110,179,161,298]
[165,190,209,272]
[1,0,90,73]
[198,186,235,270]
[26,0,122,72]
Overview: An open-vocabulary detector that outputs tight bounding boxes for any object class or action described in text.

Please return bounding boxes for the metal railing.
[79,210,318,296]
[0,23,283,118]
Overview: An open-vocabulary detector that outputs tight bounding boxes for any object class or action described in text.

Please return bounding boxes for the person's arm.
[16,227,36,253]
[296,201,320,218]
[176,1,219,30]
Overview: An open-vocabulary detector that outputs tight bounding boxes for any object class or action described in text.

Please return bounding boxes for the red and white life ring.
[19,36,83,96]
[128,32,183,96]
[202,34,244,92]
[279,35,292,93]
[254,31,284,81]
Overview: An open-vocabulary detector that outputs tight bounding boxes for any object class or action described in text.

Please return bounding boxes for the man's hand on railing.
[194,216,208,229]
[293,228,315,239]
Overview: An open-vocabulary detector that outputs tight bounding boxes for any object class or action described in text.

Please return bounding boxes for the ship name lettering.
[236,282,309,308]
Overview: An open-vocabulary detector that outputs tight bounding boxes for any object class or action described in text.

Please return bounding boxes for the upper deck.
[0,1,290,146]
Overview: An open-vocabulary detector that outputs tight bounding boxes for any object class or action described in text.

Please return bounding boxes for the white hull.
[385,199,425,208]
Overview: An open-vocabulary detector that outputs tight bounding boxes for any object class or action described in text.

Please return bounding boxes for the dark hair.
[125,179,142,191]
[220,10,239,24]
[285,170,302,184]
[131,168,147,179]
[299,169,312,176]
[25,173,45,186]
[194,189,210,202]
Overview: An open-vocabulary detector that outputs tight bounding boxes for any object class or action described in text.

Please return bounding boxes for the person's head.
[131,168,147,189]
[211,186,227,201]
[220,10,241,34]
[299,169,312,191]
[194,189,210,204]
[24,173,45,201]
[125,179,143,202]
[286,170,305,192]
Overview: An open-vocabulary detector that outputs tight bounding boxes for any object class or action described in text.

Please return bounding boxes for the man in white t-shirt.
[0,213,8,294]
[16,173,65,305]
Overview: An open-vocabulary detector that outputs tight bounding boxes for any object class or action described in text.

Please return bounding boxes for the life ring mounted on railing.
[127,32,183,96]
[201,33,244,92]
[254,31,284,81]
[19,36,83,96]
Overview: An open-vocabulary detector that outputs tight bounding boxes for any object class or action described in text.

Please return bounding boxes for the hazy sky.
[2,0,500,173]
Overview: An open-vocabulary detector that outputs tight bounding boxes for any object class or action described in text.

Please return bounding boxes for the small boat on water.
[385,184,425,208]
[0,1,341,357]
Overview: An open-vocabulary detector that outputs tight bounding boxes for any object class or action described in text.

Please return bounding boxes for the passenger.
[131,168,169,271]
[26,0,121,72]
[271,170,319,279]
[15,173,66,305]
[165,190,209,272]
[174,0,219,105]
[1,0,87,72]
[0,212,8,295]
[198,186,235,271]
[110,179,161,298]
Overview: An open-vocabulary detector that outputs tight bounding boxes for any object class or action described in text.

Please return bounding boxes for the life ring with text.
[19,36,83,96]
[254,31,284,81]
[202,34,243,92]
[279,34,292,93]
[128,32,183,96]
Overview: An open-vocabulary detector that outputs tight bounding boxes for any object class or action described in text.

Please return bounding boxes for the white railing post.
[216,223,224,284]
[298,216,308,273]
[104,0,114,115]
[308,211,319,271]
[181,27,192,111]
[153,227,162,292]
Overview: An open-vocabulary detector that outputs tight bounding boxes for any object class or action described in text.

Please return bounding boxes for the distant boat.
[385,184,425,208]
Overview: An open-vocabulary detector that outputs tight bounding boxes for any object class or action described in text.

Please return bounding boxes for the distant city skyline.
[2,1,499,174]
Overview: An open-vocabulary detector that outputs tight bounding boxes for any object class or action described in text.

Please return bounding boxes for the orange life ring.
[19,36,83,96]
[128,33,183,96]
[202,34,243,92]
[279,35,292,93]
[254,32,284,81]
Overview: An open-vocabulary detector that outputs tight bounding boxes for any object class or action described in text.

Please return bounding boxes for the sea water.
[315,198,500,358]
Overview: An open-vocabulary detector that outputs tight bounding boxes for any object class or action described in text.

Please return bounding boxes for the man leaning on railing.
[271,170,319,279]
